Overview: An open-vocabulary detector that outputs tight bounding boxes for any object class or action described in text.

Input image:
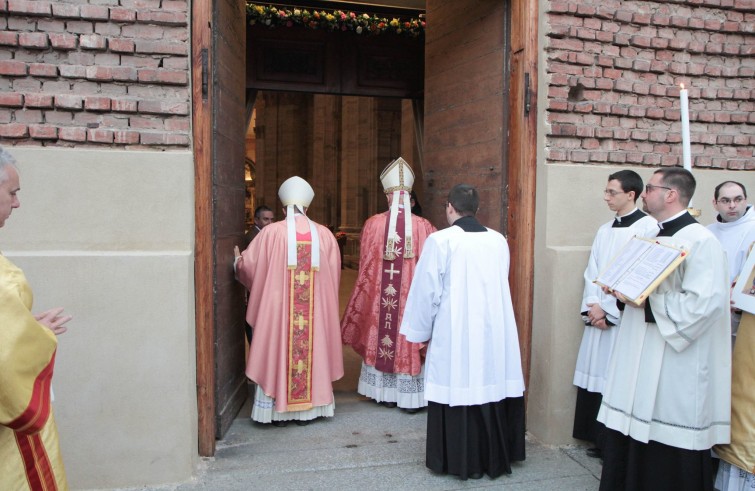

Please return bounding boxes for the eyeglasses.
[604,189,626,197]
[645,184,672,194]
[717,196,745,205]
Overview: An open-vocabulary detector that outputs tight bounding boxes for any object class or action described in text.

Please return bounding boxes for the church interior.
[243,90,426,392]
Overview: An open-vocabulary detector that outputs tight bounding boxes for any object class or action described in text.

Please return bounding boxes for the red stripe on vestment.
[15,431,58,491]
[8,351,56,434]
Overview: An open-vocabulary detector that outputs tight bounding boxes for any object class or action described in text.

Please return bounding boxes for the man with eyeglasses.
[597,168,731,491]
[707,181,755,287]
[572,170,657,461]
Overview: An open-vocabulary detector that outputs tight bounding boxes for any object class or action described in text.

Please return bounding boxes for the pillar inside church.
[250,91,417,267]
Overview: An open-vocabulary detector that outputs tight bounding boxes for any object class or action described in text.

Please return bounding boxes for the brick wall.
[544,0,754,170]
[0,0,190,148]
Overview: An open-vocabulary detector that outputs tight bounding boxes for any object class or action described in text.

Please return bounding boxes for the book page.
[595,236,685,304]
[598,238,652,287]
[612,245,681,300]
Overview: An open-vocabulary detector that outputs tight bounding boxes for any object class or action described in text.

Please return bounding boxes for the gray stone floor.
[116,389,601,491]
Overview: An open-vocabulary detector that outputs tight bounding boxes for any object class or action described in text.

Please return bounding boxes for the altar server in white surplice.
[707,180,755,344]
[598,168,731,491]
[572,170,657,460]
[400,184,525,481]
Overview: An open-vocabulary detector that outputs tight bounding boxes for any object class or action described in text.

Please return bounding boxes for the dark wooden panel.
[212,0,248,441]
[247,24,423,98]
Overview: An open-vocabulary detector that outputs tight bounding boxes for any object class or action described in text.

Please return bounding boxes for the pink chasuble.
[238,218,343,414]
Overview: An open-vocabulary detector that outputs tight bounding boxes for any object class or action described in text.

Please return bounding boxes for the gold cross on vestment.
[295,315,308,330]
[295,359,305,374]
[294,270,309,285]
[384,263,400,280]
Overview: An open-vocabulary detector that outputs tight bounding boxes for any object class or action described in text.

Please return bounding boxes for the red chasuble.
[341,211,436,376]
[287,237,315,411]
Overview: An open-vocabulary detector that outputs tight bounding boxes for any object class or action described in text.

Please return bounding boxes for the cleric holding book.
[598,167,731,491]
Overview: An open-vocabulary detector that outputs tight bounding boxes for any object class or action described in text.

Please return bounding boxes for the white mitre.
[278,176,319,269]
[380,157,415,259]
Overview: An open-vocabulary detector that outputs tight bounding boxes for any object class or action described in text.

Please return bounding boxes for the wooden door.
[193,0,248,456]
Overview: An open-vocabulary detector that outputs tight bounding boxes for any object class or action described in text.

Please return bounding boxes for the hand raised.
[34,307,72,336]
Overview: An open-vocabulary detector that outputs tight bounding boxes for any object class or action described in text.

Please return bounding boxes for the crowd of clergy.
[1,140,753,489]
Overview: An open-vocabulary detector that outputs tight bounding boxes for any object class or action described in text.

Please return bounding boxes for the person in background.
[572,170,656,460]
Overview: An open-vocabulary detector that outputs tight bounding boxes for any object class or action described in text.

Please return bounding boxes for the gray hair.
[0,146,18,183]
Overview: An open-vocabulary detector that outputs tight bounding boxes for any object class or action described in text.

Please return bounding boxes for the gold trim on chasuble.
[287,240,315,411]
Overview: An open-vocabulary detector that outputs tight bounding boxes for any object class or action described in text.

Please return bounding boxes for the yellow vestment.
[0,255,67,490]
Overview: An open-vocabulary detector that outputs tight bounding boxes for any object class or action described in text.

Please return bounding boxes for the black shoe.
[402,407,422,414]
[468,472,484,480]
[586,447,602,459]
[295,419,311,426]
[381,401,398,408]
[271,420,288,427]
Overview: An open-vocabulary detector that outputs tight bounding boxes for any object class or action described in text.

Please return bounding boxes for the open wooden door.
[193,0,248,456]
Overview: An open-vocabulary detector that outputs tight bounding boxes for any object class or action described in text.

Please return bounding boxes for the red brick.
[8,0,50,16]
[164,118,190,132]
[109,38,134,53]
[110,7,136,22]
[134,40,187,56]
[113,130,140,144]
[55,94,83,110]
[137,9,187,25]
[29,124,57,140]
[139,132,189,146]
[0,60,27,76]
[0,123,30,140]
[0,31,18,46]
[652,14,670,26]
[51,2,79,18]
[162,0,187,10]
[80,34,107,50]
[139,101,189,116]
[0,93,24,107]
[80,4,108,20]
[121,0,161,8]
[60,65,87,78]
[84,96,111,111]
[688,18,705,29]
[58,127,87,142]
[85,66,113,81]
[670,16,688,27]
[29,63,57,77]
[49,32,77,50]
[24,93,53,108]
[633,13,651,25]
[65,20,93,34]
[87,128,114,143]
[111,99,138,113]
[111,66,137,81]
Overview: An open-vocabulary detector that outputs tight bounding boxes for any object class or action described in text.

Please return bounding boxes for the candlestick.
[679,84,692,172]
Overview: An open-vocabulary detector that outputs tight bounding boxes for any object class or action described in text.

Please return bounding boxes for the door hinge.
[524,72,531,116]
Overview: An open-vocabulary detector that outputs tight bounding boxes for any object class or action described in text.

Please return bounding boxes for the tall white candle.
[679,84,692,171]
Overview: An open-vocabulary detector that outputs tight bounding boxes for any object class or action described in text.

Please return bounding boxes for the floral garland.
[246,3,425,37]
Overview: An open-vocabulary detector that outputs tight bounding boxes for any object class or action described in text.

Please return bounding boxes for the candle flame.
[680,83,685,90]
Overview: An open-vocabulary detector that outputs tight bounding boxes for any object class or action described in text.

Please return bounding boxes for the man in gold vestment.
[0,147,72,490]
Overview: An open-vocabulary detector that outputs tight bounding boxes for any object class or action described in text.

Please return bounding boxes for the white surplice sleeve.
[400,233,445,343]
[650,233,731,353]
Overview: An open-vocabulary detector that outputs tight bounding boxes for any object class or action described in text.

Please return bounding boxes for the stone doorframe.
[191,0,538,457]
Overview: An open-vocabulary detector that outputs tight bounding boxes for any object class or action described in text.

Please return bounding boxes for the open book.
[594,236,687,307]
